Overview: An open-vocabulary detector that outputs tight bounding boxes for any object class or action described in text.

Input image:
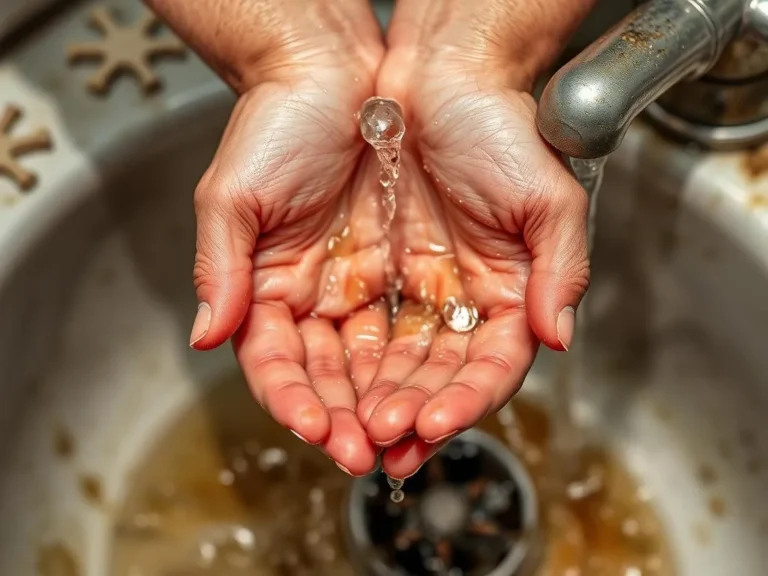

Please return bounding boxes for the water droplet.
[442,297,480,333]
[391,489,405,503]
[387,475,404,490]
[359,97,405,147]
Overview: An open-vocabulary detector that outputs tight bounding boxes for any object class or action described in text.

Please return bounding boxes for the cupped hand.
[184,22,388,476]
[359,27,591,478]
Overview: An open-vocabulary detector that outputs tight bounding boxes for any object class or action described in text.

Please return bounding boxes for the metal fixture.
[537,0,768,154]
[343,429,541,576]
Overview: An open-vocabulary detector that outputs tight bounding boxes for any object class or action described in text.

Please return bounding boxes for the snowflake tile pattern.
[68,7,186,94]
[0,105,53,191]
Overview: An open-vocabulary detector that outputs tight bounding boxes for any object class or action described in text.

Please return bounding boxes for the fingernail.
[291,430,309,444]
[337,463,361,477]
[376,432,408,448]
[189,302,211,347]
[556,306,576,351]
[425,431,458,444]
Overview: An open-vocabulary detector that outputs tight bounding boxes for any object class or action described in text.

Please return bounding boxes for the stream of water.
[548,156,608,497]
[359,97,405,319]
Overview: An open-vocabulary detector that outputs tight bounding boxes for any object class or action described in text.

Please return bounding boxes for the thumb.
[524,173,590,352]
[190,171,257,350]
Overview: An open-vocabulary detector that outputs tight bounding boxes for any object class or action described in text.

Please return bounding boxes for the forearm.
[145,0,383,93]
[388,0,597,91]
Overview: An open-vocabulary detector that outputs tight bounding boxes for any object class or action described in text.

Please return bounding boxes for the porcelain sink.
[0,1,767,575]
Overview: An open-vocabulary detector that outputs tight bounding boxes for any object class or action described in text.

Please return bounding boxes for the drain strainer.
[344,429,541,576]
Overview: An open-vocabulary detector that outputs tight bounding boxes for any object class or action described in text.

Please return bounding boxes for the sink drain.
[344,429,542,576]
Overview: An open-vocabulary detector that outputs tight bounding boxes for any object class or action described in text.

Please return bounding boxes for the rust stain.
[743,144,768,179]
[54,426,75,459]
[621,29,664,49]
[708,495,727,518]
[79,474,104,506]
[37,543,80,576]
[748,193,768,210]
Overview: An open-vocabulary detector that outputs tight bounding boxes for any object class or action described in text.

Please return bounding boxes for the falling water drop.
[359,97,406,318]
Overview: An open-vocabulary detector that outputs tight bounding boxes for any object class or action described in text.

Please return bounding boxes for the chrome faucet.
[537,0,768,156]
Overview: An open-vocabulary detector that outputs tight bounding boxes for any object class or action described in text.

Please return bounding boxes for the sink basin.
[1,1,767,575]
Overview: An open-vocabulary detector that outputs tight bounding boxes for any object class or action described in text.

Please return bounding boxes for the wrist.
[146,0,384,93]
[387,0,597,92]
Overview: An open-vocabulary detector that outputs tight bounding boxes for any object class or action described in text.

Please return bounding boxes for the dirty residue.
[708,495,726,518]
[111,373,354,576]
[696,463,717,487]
[79,474,103,505]
[111,374,675,576]
[54,426,75,459]
[747,193,768,210]
[621,29,663,49]
[743,144,768,179]
[482,402,677,575]
[37,543,80,576]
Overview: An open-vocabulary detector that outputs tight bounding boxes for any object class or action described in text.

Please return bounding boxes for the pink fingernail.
[376,432,408,448]
[425,431,458,444]
[189,302,211,347]
[291,430,309,443]
[337,463,364,477]
[556,306,576,351]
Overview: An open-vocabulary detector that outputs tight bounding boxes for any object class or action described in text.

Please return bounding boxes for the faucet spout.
[536,0,746,159]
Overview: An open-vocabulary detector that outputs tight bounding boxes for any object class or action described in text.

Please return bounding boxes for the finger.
[366,328,469,446]
[190,166,257,350]
[356,302,440,430]
[340,301,389,398]
[524,169,590,352]
[415,310,537,442]
[315,152,387,317]
[234,302,330,444]
[299,316,378,476]
[381,435,451,480]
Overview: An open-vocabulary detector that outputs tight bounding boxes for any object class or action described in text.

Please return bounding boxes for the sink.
[1,1,768,575]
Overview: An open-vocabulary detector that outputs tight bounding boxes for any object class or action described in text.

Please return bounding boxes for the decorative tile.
[68,6,186,95]
[0,104,52,191]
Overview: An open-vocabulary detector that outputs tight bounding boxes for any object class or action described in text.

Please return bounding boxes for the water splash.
[359,97,405,318]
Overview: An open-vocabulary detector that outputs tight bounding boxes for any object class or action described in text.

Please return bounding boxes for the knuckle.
[366,380,399,398]
[193,251,219,291]
[309,357,344,381]
[472,351,515,375]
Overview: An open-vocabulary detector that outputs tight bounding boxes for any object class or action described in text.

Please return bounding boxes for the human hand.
[148,0,388,475]
[357,0,597,478]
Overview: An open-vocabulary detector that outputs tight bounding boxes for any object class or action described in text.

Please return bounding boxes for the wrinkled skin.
[191,62,389,476]
[358,45,591,478]
[168,0,592,478]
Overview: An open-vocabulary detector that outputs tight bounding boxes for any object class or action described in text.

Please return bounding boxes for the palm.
[359,76,588,477]
[198,72,387,475]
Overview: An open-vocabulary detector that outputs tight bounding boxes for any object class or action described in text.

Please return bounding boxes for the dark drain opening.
[345,429,541,576]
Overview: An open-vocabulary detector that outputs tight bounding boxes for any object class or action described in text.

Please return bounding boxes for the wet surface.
[111,373,675,576]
